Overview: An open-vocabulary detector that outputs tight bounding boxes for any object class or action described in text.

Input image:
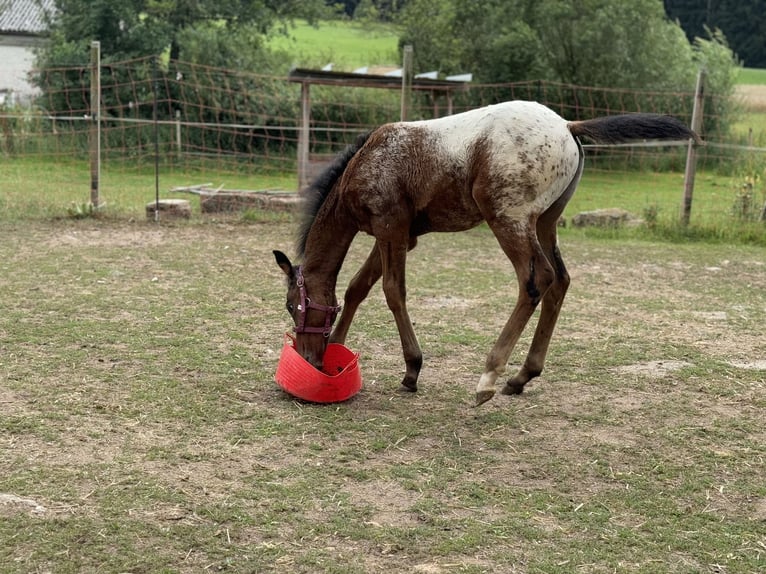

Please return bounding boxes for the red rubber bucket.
[274,334,362,403]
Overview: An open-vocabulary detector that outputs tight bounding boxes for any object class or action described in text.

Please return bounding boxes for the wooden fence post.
[176,109,182,160]
[400,45,413,121]
[681,68,705,226]
[89,41,101,208]
[152,55,160,221]
[297,81,311,191]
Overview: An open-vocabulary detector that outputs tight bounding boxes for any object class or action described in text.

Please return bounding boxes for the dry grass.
[1,217,765,573]
[735,85,766,113]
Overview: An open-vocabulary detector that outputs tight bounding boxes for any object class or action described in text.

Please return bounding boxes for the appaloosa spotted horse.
[274,100,698,405]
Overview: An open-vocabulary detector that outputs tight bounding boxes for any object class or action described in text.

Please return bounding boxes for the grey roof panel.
[0,0,56,35]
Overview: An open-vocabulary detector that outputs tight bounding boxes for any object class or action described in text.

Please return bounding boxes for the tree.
[34,1,331,96]
[398,0,545,82]
[398,0,738,93]
[340,0,408,21]
[33,0,331,154]
[39,0,330,63]
[531,0,695,89]
[449,0,547,83]
[42,0,170,61]
[664,0,766,68]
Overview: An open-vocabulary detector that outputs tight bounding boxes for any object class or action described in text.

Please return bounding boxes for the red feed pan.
[275,334,362,403]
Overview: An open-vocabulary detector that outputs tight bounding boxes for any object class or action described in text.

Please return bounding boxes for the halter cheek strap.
[295,266,341,337]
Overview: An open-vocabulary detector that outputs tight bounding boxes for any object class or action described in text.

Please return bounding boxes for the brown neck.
[301,192,358,304]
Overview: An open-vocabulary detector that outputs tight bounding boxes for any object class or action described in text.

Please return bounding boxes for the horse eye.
[286,302,294,313]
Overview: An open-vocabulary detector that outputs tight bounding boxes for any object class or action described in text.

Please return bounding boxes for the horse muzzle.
[295,333,329,371]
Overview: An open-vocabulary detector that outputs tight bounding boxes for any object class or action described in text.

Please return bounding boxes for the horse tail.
[567,114,699,145]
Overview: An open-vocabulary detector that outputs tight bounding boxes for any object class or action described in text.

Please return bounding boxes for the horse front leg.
[378,240,422,392]
[330,242,382,345]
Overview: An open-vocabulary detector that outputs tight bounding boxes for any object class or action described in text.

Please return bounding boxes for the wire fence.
[1,51,765,223]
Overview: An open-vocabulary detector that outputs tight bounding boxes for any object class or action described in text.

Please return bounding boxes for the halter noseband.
[294,266,341,337]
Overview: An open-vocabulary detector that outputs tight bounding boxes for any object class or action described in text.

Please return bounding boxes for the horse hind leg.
[501,227,569,395]
[475,224,556,406]
[501,148,582,395]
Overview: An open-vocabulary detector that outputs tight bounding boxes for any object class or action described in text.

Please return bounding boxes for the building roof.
[0,0,55,35]
[288,67,470,92]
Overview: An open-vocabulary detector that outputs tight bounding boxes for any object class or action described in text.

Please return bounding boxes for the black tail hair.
[568,114,700,145]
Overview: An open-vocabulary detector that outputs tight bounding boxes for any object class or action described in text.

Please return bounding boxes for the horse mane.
[296,131,372,258]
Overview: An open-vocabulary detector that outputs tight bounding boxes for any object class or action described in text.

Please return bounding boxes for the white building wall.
[0,36,42,105]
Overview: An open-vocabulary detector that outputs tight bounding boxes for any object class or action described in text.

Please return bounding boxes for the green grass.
[0,155,763,244]
[570,169,712,220]
[268,19,400,70]
[732,111,766,143]
[0,156,297,220]
[736,67,766,85]
[1,219,764,573]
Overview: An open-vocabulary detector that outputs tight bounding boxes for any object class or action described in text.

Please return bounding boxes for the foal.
[274,101,697,405]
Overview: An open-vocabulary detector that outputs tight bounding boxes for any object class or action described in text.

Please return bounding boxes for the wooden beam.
[297,81,311,191]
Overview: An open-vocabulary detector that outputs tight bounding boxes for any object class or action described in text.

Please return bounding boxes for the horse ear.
[273,250,294,280]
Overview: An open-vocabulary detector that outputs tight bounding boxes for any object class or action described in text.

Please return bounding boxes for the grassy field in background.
[0,157,296,220]
[268,19,400,70]
[1,155,763,244]
[732,110,766,141]
[738,67,766,85]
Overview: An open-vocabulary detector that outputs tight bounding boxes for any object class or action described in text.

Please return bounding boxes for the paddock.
[1,219,764,572]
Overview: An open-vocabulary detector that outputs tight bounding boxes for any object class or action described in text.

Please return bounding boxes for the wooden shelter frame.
[287,67,469,189]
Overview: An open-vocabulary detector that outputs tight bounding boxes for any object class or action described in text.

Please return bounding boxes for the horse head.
[273,250,340,370]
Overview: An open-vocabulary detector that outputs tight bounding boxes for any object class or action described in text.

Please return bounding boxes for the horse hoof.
[400,380,418,393]
[500,382,525,396]
[474,389,495,407]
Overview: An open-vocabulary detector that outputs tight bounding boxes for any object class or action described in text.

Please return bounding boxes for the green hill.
[267,20,401,71]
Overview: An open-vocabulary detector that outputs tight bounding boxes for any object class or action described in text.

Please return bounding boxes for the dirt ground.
[1,220,765,573]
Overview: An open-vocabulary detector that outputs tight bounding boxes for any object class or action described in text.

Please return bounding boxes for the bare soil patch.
[1,220,764,573]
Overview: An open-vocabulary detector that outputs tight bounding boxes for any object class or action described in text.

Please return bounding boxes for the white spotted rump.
[342,101,581,237]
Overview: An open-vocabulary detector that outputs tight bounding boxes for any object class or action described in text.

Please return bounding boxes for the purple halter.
[294,266,341,337]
